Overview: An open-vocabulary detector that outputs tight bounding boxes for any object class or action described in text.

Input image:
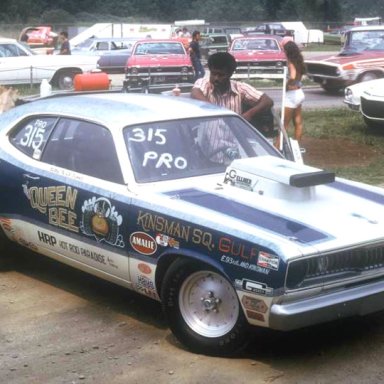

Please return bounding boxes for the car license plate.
[154,76,165,83]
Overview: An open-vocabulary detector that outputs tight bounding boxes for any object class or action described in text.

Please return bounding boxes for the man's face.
[209,68,231,93]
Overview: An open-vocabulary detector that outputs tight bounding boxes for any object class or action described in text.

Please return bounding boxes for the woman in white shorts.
[282,40,306,141]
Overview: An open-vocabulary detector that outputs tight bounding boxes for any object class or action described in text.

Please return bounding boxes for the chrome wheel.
[179,270,239,338]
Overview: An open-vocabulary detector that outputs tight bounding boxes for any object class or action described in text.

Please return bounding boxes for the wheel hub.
[201,291,221,312]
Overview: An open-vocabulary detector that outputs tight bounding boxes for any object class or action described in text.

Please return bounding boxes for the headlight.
[276,61,284,67]
[344,88,353,100]
[181,66,188,73]
[131,68,139,75]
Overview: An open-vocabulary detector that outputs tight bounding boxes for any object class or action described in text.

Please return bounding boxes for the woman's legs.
[293,105,303,141]
[284,105,303,141]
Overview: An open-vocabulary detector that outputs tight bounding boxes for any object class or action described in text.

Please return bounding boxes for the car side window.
[10,117,57,159]
[96,42,109,51]
[42,118,124,184]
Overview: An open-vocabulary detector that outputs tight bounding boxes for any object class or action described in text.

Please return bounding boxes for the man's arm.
[190,87,209,102]
[241,93,273,122]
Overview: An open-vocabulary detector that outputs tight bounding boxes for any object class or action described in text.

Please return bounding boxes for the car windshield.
[134,42,185,55]
[124,115,280,183]
[231,38,279,51]
[344,30,384,52]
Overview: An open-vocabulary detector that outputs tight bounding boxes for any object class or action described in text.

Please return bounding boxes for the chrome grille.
[306,63,339,77]
[361,97,384,119]
[287,243,384,289]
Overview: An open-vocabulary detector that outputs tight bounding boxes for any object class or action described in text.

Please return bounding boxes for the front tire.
[321,84,342,94]
[161,259,249,356]
[55,70,79,90]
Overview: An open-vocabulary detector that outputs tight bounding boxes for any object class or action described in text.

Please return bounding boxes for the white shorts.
[285,88,305,108]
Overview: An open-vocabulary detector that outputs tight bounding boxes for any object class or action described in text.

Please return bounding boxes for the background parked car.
[124,39,194,92]
[71,37,138,74]
[306,25,384,93]
[0,37,99,89]
[19,25,58,48]
[229,35,286,80]
[200,33,230,63]
[344,78,384,128]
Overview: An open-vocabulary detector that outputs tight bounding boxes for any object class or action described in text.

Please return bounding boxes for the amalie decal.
[130,231,157,255]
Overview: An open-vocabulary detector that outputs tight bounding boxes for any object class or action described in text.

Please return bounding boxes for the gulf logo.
[130,231,157,255]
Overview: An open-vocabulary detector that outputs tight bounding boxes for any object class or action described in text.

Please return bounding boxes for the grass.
[303,108,384,186]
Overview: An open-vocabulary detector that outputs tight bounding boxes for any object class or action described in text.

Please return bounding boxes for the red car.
[124,39,194,92]
[228,35,287,80]
[19,25,58,48]
[306,25,384,93]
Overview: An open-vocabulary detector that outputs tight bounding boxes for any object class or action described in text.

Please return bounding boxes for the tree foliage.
[0,0,382,26]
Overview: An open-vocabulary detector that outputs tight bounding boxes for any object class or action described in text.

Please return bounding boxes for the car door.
[0,42,32,84]
[6,115,131,281]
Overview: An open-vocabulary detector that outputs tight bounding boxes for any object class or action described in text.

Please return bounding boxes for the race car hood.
[306,51,384,66]
[362,80,384,98]
[154,156,384,259]
[128,54,191,67]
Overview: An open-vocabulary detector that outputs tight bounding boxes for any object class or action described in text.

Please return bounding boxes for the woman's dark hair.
[283,41,306,74]
[208,52,237,74]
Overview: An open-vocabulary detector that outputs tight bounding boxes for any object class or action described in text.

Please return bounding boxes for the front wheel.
[55,70,79,90]
[321,84,342,94]
[161,259,249,356]
[359,72,378,83]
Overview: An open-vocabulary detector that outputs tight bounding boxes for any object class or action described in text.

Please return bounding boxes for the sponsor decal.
[221,255,269,275]
[138,263,152,274]
[80,197,125,247]
[257,251,279,271]
[130,231,157,255]
[23,181,79,233]
[219,236,258,262]
[135,275,158,300]
[223,168,254,190]
[241,295,268,313]
[236,279,273,296]
[246,310,265,322]
[136,210,214,251]
[155,233,180,249]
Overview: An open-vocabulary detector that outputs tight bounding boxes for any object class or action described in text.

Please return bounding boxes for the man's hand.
[242,93,273,121]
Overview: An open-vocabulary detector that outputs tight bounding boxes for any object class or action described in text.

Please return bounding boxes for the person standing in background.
[189,30,205,81]
[59,31,71,55]
[282,40,305,142]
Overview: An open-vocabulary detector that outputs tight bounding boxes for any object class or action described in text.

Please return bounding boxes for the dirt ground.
[1,137,384,384]
[301,136,378,169]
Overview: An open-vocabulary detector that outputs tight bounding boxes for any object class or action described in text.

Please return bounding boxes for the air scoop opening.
[290,170,335,187]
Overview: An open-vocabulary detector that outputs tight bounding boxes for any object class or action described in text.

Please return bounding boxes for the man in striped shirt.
[191,52,274,164]
[191,52,273,121]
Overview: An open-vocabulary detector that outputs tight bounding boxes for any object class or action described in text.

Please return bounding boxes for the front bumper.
[269,278,384,331]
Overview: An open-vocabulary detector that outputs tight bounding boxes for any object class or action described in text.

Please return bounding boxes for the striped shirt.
[193,77,264,114]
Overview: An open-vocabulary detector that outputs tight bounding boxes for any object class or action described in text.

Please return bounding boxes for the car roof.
[349,25,384,32]
[4,93,235,129]
[87,37,140,42]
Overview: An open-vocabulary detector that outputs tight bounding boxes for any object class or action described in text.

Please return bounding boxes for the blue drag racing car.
[1,92,384,355]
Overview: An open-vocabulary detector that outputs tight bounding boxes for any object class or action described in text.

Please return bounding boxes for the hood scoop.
[223,156,335,201]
